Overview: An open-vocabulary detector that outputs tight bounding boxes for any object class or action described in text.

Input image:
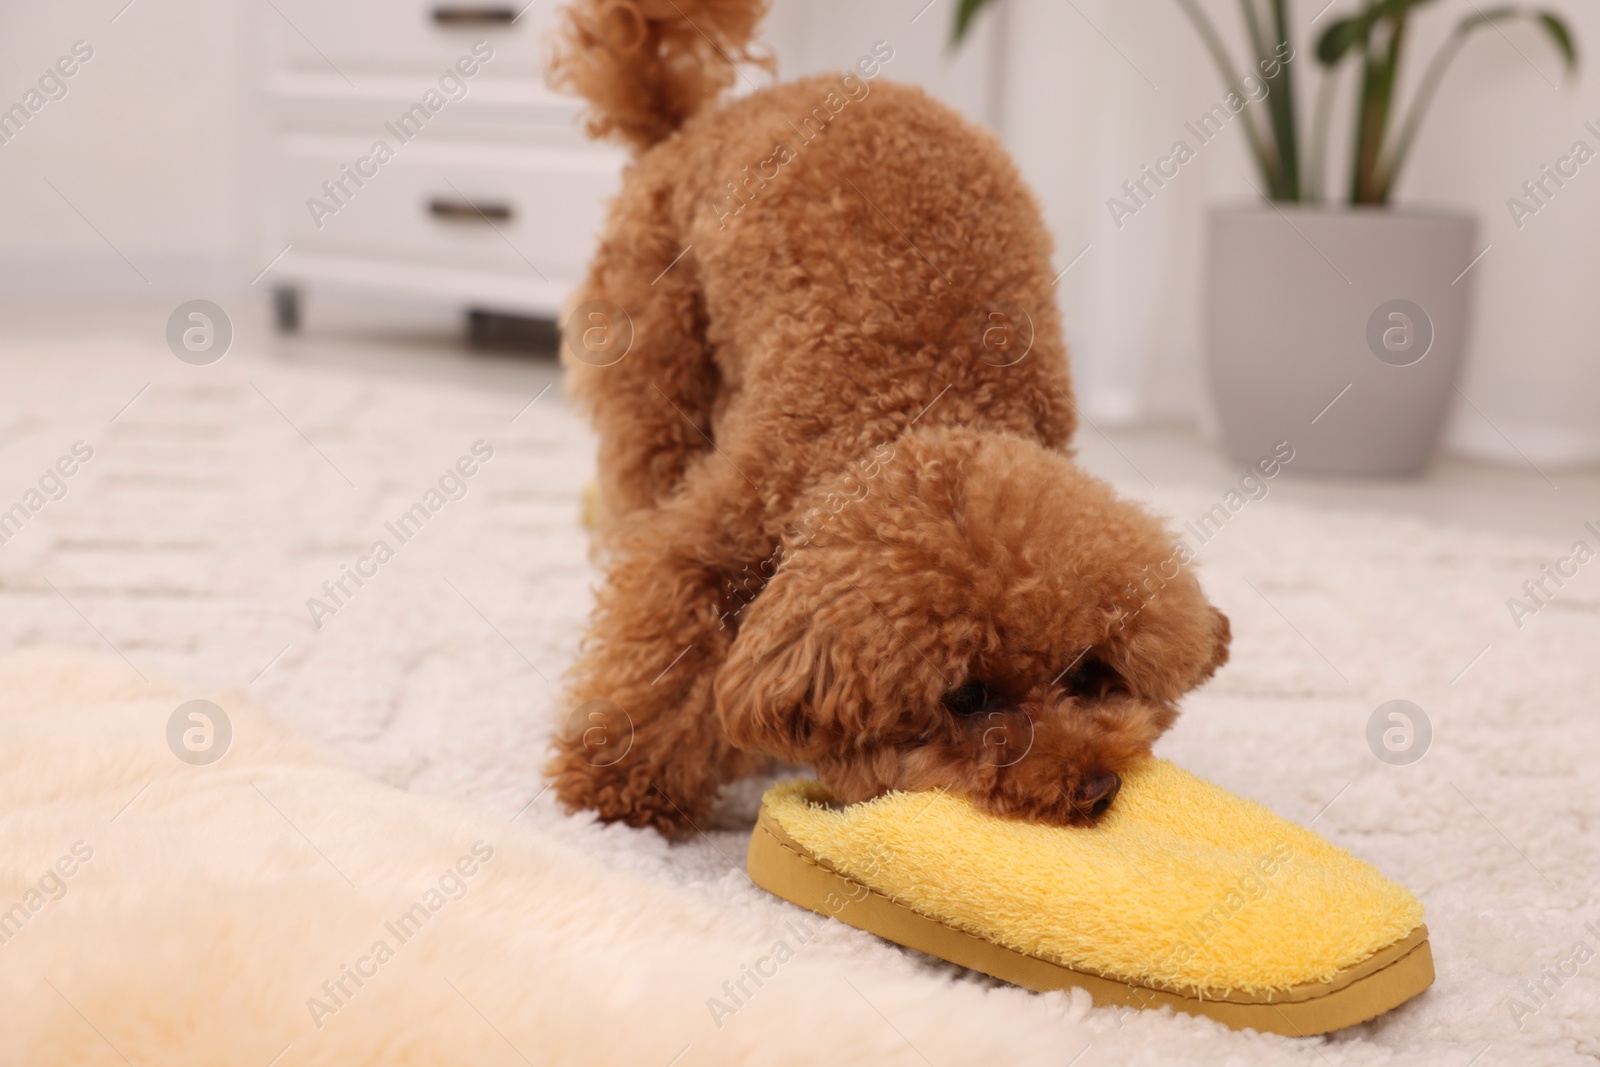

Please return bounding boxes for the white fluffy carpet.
[1,332,1596,1065]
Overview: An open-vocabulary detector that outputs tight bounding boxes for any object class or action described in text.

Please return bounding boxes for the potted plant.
[954,0,1577,475]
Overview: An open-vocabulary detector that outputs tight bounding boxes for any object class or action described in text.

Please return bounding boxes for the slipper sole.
[748,804,1434,1036]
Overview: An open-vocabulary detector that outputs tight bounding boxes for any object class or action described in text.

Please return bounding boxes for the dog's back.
[554,0,1077,521]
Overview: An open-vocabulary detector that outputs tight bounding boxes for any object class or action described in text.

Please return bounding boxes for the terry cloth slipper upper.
[747,758,1432,1036]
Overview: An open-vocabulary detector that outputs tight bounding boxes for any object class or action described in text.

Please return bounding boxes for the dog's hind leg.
[562,178,718,542]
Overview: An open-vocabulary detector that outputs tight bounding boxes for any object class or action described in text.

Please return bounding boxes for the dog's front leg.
[548,485,763,837]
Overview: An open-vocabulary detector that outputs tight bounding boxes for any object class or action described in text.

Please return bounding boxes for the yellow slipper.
[747,760,1433,1036]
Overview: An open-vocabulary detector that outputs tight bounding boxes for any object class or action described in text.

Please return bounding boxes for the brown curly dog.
[547,0,1231,837]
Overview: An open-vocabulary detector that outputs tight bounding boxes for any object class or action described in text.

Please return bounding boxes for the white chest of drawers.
[255,0,625,330]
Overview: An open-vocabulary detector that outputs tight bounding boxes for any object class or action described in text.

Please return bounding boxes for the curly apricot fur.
[546,0,1230,836]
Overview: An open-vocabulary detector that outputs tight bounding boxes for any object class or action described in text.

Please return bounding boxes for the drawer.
[264,0,561,77]
[268,71,588,145]
[278,133,623,281]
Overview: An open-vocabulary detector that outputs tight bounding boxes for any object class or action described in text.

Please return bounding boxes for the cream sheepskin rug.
[1,335,1596,1065]
[0,652,1102,1065]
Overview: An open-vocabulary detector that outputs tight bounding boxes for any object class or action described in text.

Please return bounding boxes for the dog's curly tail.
[549,0,772,152]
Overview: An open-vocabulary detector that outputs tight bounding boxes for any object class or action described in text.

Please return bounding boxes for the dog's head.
[714,427,1230,826]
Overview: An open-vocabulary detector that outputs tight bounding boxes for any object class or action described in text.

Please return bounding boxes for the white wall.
[2,0,1597,467]
[766,0,1003,126]
[0,0,254,294]
[1399,5,1600,464]
[996,0,1242,426]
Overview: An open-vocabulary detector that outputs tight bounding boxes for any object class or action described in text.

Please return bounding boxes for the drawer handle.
[432,6,516,25]
[428,198,515,223]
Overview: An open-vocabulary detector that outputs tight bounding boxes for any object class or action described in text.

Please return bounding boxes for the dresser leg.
[272,286,301,333]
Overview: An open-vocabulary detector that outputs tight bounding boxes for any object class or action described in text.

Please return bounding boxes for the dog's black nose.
[1075,772,1121,818]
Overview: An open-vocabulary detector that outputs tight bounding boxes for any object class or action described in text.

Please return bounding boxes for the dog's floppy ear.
[1198,607,1231,683]
[714,562,855,762]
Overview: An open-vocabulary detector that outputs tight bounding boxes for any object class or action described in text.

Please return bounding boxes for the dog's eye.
[942,681,993,717]
[1064,659,1123,700]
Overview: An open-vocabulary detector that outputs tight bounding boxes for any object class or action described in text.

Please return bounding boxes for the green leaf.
[1373,0,1443,21]
[1317,16,1370,65]
[1457,7,1578,71]
[952,0,993,45]
[1536,12,1579,71]
[1317,0,1441,65]
[1173,0,1284,194]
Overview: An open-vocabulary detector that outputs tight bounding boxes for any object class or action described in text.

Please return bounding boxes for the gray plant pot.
[1202,203,1477,476]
